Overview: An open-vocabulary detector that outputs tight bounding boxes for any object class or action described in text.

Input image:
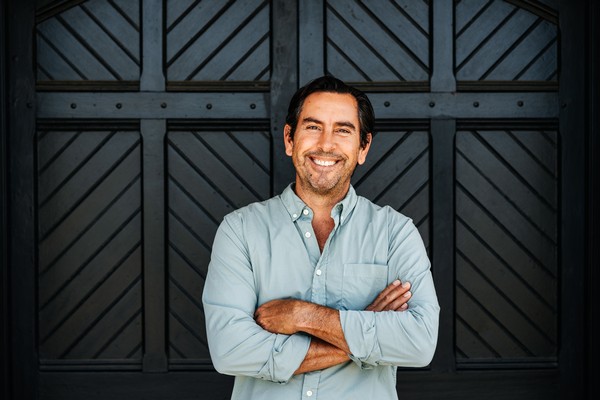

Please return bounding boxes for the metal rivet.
[206,103,212,109]
[384,101,390,107]
[161,102,167,108]
[26,102,33,109]
[429,101,435,108]
[116,103,122,109]
[517,100,524,107]
[473,101,479,108]
[250,103,256,109]
[70,103,77,109]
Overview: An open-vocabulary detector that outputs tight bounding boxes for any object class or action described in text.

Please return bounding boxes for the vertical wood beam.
[430,0,456,93]
[7,0,37,398]
[559,0,586,397]
[140,0,167,372]
[141,119,168,372]
[141,0,165,91]
[299,0,324,85]
[430,119,456,373]
[587,2,600,397]
[271,0,298,194]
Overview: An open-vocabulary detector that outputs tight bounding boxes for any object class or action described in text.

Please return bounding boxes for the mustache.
[305,150,346,160]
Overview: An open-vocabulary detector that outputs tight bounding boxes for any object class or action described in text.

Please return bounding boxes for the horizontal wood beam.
[37,92,558,120]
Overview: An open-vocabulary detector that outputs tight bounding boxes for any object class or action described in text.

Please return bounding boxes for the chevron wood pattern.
[166,0,271,82]
[325,0,430,83]
[37,128,143,365]
[455,0,558,83]
[455,128,558,362]
[352,130,430,251]
[36,0,141,83]
[167,129,271,363]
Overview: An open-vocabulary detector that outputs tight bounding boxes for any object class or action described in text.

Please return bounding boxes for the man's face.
[284,92,371,198]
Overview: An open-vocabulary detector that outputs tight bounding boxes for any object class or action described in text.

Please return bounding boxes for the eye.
[306,125,320,131]
[336,128,351,135]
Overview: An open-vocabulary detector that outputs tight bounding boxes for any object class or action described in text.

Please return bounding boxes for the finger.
[382,291,411,311]
[367,281,410,311]
[366,280,402,311]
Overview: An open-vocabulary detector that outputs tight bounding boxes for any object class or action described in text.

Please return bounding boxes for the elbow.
[411,319,439,367]
[208,344,237,376]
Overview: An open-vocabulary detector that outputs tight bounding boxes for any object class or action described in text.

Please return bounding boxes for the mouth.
[312,158,338,167]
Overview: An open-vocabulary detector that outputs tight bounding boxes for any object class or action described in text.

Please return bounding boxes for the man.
[202,76,439,399]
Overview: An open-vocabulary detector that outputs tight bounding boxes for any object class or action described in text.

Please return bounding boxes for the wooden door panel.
[36,0,141,86]
[325,0,430,83]
[37,126,143,368]
[166,0,271,83]
[455,0,558,86]
[167,127,271,366]
[455,127,558,365]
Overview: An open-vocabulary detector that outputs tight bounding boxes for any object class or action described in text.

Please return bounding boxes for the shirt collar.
[279,183,358,225]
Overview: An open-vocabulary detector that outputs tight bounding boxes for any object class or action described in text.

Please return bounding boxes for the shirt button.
[303,209,309,215]
[304,232,311,238]
[316,269,322,276]
[292,213,298,218]
[306,390,313,397]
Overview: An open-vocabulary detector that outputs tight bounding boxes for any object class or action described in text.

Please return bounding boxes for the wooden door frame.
[1,0,9,398]
[586,0,600,398]
[1,0,598,399]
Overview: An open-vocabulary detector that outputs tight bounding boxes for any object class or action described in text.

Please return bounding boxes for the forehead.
[300,92,359,122]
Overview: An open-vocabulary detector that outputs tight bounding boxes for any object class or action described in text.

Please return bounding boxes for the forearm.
[294,337,350,375]
[295,302,351,353]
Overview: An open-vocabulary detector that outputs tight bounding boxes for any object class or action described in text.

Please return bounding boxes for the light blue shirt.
[202,184,439,400]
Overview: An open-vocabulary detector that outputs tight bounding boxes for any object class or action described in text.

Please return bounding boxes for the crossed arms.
[203,212,439,383]
[254,280,412,374]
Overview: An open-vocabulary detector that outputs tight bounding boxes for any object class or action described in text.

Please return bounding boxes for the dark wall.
[1,0,9,397]
[587,0,600,398]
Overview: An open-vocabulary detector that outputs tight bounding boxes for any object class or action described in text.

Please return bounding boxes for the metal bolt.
[161,102,167,109]
[473,101,479,108]
[70,103,77,109]
[250,103,256,109]
[116,103,122,109]
[384,101,390,107]
[429,101,435,108]
[206,103,212,109]
[517,100,524,107]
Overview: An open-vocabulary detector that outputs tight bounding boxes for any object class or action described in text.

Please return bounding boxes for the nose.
[316,128,336,152]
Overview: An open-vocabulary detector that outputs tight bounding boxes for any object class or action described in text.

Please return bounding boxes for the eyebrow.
[301,117,357,131]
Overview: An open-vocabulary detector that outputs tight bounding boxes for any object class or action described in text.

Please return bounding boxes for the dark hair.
[285,76,374,149]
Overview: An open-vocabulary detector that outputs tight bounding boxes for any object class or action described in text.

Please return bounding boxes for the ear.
[284,124,294,157]
[357,133,372,165]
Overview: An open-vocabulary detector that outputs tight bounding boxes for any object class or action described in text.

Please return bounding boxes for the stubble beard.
[295,152,354,198]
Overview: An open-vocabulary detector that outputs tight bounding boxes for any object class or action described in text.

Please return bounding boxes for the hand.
[254,298,310,335]
[365,280,411,312]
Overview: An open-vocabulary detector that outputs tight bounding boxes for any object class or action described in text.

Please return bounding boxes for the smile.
[312,158,337,167]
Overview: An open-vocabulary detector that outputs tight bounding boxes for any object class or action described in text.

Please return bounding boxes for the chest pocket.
[341,263,389,310]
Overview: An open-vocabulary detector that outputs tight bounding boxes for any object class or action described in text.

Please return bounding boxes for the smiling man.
[202,76,440,400]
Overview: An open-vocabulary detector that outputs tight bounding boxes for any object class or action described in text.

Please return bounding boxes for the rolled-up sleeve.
[202,213,311,383]
[340,212,440,369]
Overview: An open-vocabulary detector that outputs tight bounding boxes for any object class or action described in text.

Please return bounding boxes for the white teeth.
[313,159,336,166]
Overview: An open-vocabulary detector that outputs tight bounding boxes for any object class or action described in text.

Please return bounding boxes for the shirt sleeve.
[202,212,311,383]
[339,210,440,369]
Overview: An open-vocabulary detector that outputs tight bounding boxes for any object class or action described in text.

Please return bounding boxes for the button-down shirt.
[202,184,439,400]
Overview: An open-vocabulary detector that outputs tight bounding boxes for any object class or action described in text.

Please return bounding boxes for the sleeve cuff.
[339,310,380,369]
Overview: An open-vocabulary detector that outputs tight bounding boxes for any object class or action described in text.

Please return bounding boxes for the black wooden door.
[6,0,588,399]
